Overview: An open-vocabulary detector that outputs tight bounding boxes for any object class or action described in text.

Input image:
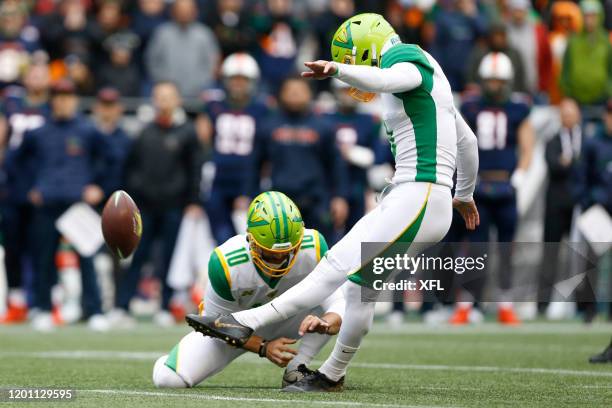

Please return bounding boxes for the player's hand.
[266,337,298,367]
[302,61,338,80]
[453,198,480,230]
[559,155,572,168]
[184,204,204,218]
[510,169,526,189]
[330,197,349,228]
[298,315,335,335]
[82,184,104,206]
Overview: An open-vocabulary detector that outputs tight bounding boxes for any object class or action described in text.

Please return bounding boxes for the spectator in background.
[11,79,113,332]
[548,1,582,105]
[92,87,131,193]
[453,52,534,325]
[311,0,354,93]
[561,0,612,109]
[205,0,255,57]
[326,79,380,238]
[430,0,488,92]
[505,0,552,99]
[63,53,95,95]
[89,0,126,67]
[252,77,349,239]
[97,32,141,96]
[113,81,204,327]
[385,0,428,47]
[313,0,355,63]
[251,0,305,93]
[573,99,612,322]
[466,22,528,94]
[132,0,167,49]
[538,98,582,314]
[145,0,220,98]
[39,0,95,61]
[131,0,167,83]
[0,1,41,88]
[199,53,269,244]
[0,61,51,324]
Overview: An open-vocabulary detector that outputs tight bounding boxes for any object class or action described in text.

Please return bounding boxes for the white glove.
[510,169,526,189]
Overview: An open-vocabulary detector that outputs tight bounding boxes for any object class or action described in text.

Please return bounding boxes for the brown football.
[101,190,142,259]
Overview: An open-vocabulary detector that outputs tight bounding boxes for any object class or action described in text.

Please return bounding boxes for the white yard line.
[2,322,611,335]
[347,362,612,378]
[80,389,447,408]
[3,350,612,378]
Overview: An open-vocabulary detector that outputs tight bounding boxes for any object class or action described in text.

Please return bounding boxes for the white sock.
[318,341,359,382]
[233,257,345,330]
[287,332,330,371]
[318,282,375,382]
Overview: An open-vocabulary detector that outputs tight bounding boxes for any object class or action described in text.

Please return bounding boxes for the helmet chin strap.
[371,43,378,67]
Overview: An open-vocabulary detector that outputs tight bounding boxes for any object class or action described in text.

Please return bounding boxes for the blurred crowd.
[0,0,610,331]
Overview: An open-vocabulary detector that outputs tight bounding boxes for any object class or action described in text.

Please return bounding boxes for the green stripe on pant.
[347,185,430,288]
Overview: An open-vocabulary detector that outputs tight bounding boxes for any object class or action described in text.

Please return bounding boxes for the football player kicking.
[186,13,480,391]
[154,192,344,388]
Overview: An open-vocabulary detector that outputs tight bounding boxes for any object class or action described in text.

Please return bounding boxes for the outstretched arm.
[302,60,422,93]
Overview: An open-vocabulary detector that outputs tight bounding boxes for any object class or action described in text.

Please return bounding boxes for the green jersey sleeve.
[208,249,235,301]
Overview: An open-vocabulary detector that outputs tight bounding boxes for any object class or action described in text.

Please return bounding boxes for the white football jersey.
[206,229,327,309]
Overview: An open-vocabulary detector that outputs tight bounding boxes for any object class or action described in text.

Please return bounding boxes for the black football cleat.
[281,370,344,392]
[588,340,612,363]
[185,314,253,347]
[282,364,316,388]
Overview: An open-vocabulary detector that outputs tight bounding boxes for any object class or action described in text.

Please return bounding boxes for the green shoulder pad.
[315,230,329,261]
[208,249,234,301]
[381,44,432,71]
[381,44,434,93]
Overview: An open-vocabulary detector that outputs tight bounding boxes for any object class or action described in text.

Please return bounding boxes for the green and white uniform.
[206,229,330,309]
[335,42,478,200]
[153,229,345,388]
[230,18,480,384]
[230,39,478,383]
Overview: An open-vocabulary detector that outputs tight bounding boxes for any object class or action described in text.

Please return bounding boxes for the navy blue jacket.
[94,126,132,193]
[251,110,349,202]
[12,115,115,206]
[205,98,270,197]
[325,111,381,200]
[574,131,612,214]
[1,88,50,204]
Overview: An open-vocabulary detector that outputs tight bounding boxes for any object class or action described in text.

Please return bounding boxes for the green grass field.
[1,321,611,407]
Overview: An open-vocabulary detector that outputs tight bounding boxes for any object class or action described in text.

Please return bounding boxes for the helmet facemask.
[248,231,303,278]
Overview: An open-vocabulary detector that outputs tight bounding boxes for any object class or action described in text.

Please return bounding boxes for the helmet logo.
[332,22,354,50]
[247,201,270,228]
[337,27,348,44]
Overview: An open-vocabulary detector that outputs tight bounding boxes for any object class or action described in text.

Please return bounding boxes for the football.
[101,190,142,259]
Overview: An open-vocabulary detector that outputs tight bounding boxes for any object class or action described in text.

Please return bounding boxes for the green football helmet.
[330,14,398,101]
[246,191,304,278]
